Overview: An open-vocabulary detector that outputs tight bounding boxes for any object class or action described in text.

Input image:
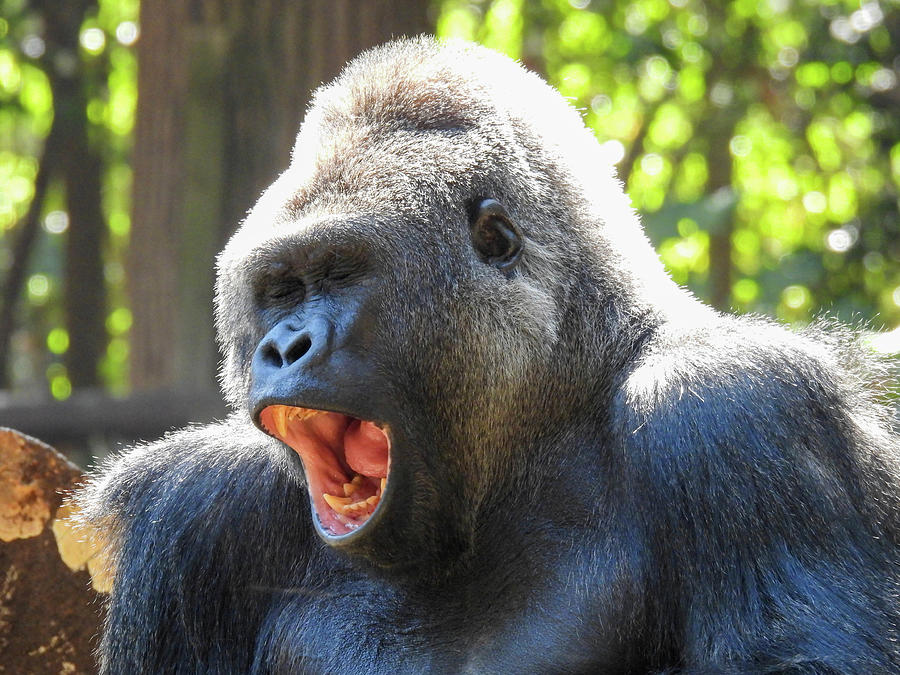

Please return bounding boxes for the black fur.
[77,38,899,673]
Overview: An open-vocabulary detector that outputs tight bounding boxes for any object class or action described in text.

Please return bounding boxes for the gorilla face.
[211,39,654,567]
[230,186,561,567]
[251,198,527,543]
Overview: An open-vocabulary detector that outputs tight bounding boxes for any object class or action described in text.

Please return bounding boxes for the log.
[0,427,104,674]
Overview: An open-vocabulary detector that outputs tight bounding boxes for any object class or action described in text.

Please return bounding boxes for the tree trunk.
[45,0,107,391]
[707,151,735,312]
[128,0,192,389]
[61,75,106,389]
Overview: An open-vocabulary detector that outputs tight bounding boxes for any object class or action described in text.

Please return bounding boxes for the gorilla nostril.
[261,342,284,368]
[284,335,313,366]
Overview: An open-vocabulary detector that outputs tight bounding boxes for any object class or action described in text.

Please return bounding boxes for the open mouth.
[259,405,390,537]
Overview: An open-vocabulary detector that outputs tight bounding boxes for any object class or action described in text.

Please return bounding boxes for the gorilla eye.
[470,199,523,270]
[257,267,305,307]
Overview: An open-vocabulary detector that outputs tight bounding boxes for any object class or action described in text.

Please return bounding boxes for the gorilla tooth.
[323,491,380,517]
[380,478,386,494]
[351,497,378,514]
[289,407,319,422]
[343,475,364,496]
[272,406,289,438]
[323,494,353,511]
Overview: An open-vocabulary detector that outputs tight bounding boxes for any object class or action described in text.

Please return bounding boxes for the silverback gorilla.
[77,38,900,673]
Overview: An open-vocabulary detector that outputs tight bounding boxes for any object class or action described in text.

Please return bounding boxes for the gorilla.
[77,37,900,673]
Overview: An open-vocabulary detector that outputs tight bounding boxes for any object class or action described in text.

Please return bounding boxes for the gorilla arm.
[75,415,313,673]
[615,319,900,673]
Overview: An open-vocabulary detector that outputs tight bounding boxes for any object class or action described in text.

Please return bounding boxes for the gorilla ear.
[470,199,524,271]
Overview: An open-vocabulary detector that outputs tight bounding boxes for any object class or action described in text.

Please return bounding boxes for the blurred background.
[0,0,898,465]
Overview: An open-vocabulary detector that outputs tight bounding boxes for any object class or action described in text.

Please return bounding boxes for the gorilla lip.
[259,404,390,537]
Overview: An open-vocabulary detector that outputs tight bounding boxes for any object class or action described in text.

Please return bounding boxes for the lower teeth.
[323,475,382,517]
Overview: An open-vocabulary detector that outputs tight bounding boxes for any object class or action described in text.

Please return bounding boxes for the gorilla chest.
[258,572,632,674]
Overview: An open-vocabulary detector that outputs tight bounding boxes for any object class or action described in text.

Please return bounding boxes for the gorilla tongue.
[259,405,390,536]
[343,420,389,478]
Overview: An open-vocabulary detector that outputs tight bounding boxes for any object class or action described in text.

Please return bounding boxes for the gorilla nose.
[253,317,331,374]
[259,328,312,368]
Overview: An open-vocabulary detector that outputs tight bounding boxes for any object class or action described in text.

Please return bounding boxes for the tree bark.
[60,75,106,389]
[703,18,759,312]
[707,150,735,312]
[43,0,107,389]
[128,0,192,389]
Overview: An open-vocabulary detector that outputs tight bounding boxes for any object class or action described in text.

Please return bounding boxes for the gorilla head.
[214,38,686,569]
[77,37,899,673]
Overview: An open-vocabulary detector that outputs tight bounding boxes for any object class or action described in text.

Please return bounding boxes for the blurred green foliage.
[0,0,898,400]
[1,0,137,398]
[438,0,900,329]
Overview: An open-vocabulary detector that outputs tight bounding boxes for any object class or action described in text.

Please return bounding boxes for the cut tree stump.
[0,427,105,674]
